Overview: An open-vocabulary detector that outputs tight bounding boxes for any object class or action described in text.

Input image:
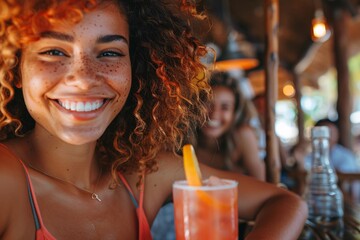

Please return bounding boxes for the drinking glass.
[173,178,238,240]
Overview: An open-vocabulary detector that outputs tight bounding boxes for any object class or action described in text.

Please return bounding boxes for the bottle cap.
[311,126,330,139]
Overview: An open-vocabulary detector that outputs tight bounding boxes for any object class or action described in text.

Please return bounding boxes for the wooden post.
[331,8,353,149]
[264,0,281,184]
[293,71,305,145]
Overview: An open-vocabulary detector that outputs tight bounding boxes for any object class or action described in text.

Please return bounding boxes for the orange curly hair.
[0,0,211,179]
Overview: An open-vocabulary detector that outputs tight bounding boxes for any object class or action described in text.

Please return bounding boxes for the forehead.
[74,3,128,34]
[213,85,234,94]
[68,3,125,28]
[213,86,235,101]
[25,1,128,39]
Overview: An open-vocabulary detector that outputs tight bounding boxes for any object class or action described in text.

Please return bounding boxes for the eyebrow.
[96,35,128,44]
[39,31,128,45]
[40,31,74,42]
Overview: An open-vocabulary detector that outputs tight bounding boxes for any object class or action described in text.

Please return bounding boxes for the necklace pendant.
[92,193,101,202]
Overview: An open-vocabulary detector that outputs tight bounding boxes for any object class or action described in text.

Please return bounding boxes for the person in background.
[195,71,265,181]
[0,0,307,239]
[304,118,359,172]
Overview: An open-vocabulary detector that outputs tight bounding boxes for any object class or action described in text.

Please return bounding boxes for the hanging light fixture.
[311,0,331,42]
[215,29,259,71]
[214,0,259,71]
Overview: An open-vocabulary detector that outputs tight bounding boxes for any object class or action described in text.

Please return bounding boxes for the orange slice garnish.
[197,190,235,212]
[183,144,202,186]
[182,144,236,212]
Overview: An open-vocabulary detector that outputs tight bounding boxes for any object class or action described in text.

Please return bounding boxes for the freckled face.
[20,3,131,145]
[201,86,235,139]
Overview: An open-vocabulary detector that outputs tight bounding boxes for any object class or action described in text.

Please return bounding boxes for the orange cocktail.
[173,178,238,240]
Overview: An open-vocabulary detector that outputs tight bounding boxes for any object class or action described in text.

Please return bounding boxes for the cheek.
[21,61,68,113]
[101,61,132,97]
[22,61,68,89]
[223,110,235,124]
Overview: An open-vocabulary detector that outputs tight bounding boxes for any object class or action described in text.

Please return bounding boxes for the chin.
[59,131,103,145]
[61,137,98,146]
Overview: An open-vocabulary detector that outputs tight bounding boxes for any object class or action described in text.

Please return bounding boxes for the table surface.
[299,197,360,240]
[239,195,359,240]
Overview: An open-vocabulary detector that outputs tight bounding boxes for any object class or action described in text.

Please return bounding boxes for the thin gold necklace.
[28,163,103,202]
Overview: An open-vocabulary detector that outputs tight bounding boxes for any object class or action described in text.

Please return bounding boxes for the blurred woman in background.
[195,71,265,181]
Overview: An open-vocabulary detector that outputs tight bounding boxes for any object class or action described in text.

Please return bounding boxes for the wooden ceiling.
[198,0,360,92]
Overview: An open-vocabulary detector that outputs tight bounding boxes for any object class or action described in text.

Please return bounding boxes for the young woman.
[0,0,307,239]
[195,71,265,180]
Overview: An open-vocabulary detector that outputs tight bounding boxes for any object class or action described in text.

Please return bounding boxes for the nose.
[65,54,103,89]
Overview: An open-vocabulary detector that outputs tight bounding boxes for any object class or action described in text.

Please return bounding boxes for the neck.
[28,160,106,202]
[22,128,99,187]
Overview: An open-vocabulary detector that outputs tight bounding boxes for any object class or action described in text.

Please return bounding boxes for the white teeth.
[85,102,92,112]
[71,102,76,111]
[58,100,104,112]
[76,102,84,112]
[207,119,220,127]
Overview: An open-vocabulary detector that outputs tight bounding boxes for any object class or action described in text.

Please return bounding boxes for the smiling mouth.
[207,119,221,127]
[57,99,106,112]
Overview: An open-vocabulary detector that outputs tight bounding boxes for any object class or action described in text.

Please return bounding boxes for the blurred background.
[192,0,360,154]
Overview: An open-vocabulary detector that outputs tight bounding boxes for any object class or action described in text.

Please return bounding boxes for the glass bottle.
[305,126,344,226]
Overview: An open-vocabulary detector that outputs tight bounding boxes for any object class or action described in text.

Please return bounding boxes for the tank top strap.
[0,143,56,240]
[117,172,139,207]
[117,172,152,240]
[23,161,43,230]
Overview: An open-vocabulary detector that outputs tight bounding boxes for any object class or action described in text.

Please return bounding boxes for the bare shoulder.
[156,151,184,178]
[143,150,185,221]
[0,142,30,230]
[234,124,257,138]
[0,142,43,238]
[147,150,185,189]
[231,124,259,152]
[0,142,27,183]
[232,125,258,149]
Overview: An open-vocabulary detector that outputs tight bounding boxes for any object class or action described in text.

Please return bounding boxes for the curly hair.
[0,0,211,180]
